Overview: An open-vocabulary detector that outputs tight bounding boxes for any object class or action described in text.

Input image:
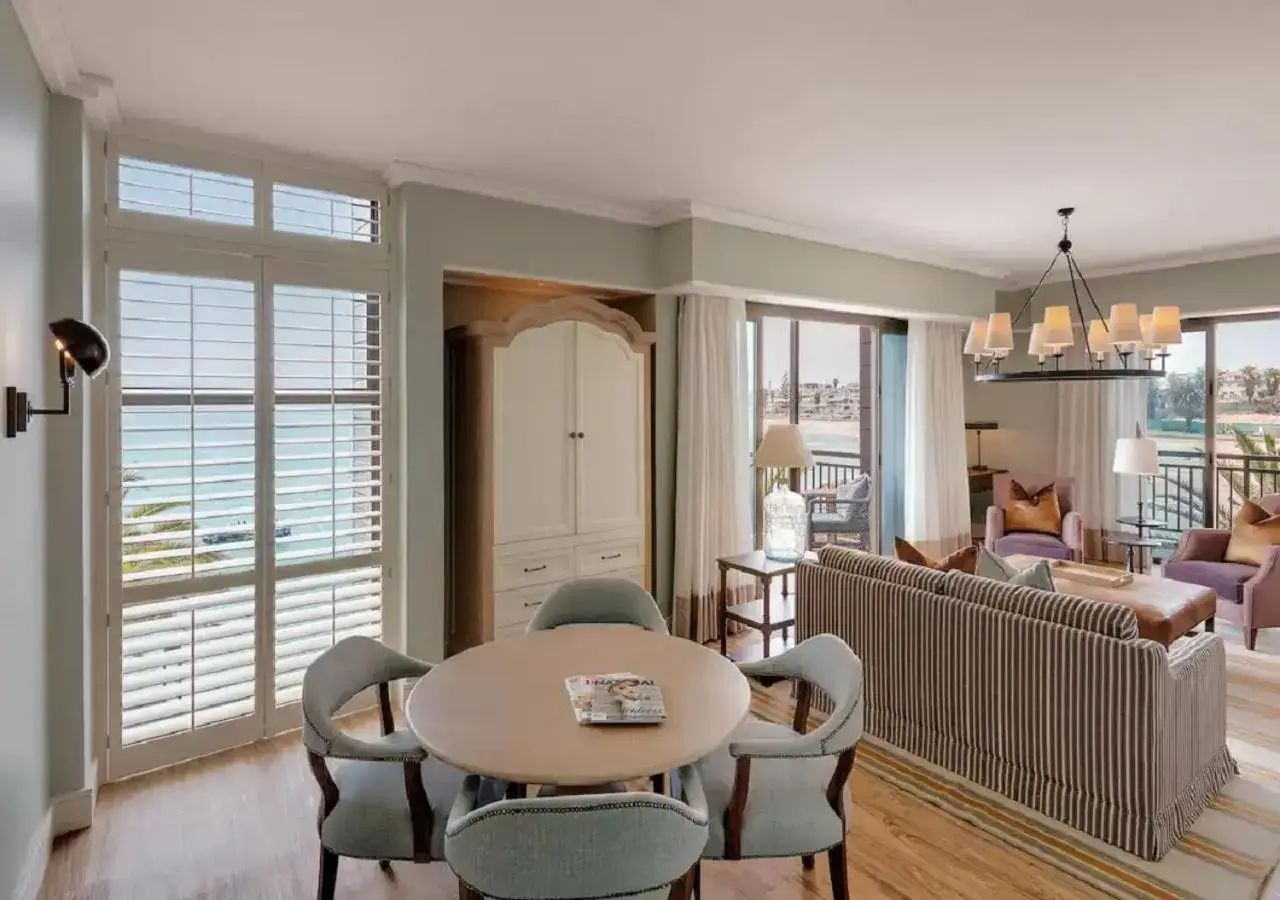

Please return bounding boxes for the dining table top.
[405,625,751,786]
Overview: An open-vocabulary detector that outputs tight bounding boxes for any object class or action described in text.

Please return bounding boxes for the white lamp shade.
[754,424,814,469]
[1150,306,1183,345]
[1107,304,1143,346]
[1027,322,1047,358]
[963,319,989,357]
[1139,314,1157,349]
[1041,306,1074,348]
[984,312,1014,353]
[1086,318,1111,356]
[1113,437,1159,476]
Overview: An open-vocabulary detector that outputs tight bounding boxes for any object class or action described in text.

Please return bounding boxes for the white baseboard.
[50,786,94,837]
[13,809,51,900]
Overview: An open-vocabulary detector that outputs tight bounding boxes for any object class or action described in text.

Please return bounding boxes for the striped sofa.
[796,546,1236,860]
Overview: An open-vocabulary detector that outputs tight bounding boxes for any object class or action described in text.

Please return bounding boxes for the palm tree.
[1166,368,1206,431]
[1264,368,1280,412]
[122,472,224,575]
[1241,365,1261,407]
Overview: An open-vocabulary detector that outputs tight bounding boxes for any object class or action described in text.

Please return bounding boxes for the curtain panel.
[672,295,753,642]
[904,320,972,557]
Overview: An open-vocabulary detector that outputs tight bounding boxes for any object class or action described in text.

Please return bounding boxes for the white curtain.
[672,295,753,642]
[904,320,972,557]
[1056,345,1148,560]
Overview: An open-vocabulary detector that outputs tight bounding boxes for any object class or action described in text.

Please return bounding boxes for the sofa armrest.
[1164,633,1231,800]
[1244,545,1280,624]
[1167,529,1231,564]
[984,506,1004,550]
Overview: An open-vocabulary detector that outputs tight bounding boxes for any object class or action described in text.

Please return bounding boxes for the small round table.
[405,626,751,787]
[1104,533,1165,575]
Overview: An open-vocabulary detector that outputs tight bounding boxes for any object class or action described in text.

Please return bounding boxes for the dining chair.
[445,764,708,900]
[527,576,669,634]
[302,635,503,900]
[693,634,863,900]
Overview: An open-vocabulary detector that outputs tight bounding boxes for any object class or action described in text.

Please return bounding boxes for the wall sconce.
[5,318,111,438]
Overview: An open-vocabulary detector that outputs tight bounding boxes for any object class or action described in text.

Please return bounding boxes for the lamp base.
[763,547,804,563]
[5,387,29,439]
[761,483,808,562]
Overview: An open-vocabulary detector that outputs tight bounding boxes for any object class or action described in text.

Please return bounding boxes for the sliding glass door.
[1149,315,1280,538]
[750,310,881,553]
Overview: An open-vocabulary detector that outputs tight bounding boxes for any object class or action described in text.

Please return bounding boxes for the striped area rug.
[748,644,1280,900]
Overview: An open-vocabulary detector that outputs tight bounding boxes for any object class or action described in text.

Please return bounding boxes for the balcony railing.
[1152,450,1280,539]
[759,450,863,497]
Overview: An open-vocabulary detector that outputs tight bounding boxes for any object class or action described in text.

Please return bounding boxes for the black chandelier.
[966,208,1181,383]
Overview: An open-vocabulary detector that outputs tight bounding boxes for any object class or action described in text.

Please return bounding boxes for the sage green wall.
[0,1,49,893]
[689,219,999,320]
[44,93,94,813]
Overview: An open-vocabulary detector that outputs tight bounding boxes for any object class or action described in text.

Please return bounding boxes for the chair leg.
[651,772,667,795]
[505,781,526,800]
[1246,627,1259,651]
[458,876,483,900]
[828,839,849,900]
[692,861,701,899]
[801,853,815,870]
[668,868,695,900]
[378,859,393,876]
[316,848,339,900]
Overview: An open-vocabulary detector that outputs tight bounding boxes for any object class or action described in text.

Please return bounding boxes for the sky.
[1166,318,1280,373]
[758,317,863,389]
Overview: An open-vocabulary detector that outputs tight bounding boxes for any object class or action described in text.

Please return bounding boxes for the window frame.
[98,135,398,781]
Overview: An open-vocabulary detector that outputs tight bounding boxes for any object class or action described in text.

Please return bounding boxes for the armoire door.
[574,322,645,535]
[492,321,578,543]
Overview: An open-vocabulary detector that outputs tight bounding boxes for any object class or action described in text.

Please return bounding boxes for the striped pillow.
[817,545,949,593]
[940,570,1139,640]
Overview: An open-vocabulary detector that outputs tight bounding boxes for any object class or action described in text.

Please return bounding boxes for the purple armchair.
[985,473,1084,562]
[1163,494,1280,651]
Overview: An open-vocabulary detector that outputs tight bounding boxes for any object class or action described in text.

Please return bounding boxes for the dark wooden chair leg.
[317,848,339,900]
[378,859,393,876]
[505,781,526,800]
[828,839,849,900]
[651,772,667,795]
[692,861,702,898]
[668,868,695,900]
[801,853,815,870]
[458,877,483,900]
[1204,616,1215,633]
[1246,627,1259,651]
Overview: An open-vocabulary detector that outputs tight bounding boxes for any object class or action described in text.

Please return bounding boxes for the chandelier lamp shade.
[966,208,1182,383]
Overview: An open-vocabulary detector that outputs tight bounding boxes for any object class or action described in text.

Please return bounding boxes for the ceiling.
[32,0,1280,282]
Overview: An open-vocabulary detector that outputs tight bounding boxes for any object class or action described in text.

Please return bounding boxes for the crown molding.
[384,160,663,225]
[1010,239,1280,289]
[12,0,120,126]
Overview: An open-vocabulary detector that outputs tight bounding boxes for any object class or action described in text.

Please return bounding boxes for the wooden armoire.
[446,295,656,654]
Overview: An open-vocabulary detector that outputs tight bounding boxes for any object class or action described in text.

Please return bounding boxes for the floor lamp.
[1113,433,1159,524]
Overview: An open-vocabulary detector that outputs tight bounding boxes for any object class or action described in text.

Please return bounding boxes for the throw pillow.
[975,546,1057,591]
[1224,500,1280,566]
[1004,480,1064,536]
[894,537,978,574]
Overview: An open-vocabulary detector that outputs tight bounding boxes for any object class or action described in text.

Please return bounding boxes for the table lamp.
[754,424,814,561]
[1113,431,1159,524]
[965,421,999,471]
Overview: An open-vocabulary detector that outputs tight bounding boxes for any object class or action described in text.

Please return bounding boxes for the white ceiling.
[33,0,1280,281]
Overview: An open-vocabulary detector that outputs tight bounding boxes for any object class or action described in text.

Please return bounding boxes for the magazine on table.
[565,673,667,725]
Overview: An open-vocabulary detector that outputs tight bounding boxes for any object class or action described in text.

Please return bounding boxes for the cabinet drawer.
[493,581,562,631]
[575,537,644,577]
[495,545,576,591]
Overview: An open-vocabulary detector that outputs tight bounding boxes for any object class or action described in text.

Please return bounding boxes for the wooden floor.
[38,627,1138,900]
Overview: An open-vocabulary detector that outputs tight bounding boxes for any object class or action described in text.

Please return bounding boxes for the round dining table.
[405,625,751,787]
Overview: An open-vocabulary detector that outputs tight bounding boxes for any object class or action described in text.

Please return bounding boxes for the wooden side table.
[708,550,815,659]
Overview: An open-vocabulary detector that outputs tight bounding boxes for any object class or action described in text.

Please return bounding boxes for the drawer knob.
[601,553,623,561]
[523,564,547,573]
[523,599,544,609]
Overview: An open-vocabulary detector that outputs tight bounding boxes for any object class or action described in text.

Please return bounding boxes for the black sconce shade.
[5,317,112,438]
[49,318,110,378]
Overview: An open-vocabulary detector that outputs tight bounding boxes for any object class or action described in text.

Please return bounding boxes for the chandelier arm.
[1064,252,1093,363]
[1013,250,1063,327]
[1067,254,1108,328]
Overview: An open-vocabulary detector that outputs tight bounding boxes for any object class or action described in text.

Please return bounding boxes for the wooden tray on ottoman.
[1043,559,1133,588]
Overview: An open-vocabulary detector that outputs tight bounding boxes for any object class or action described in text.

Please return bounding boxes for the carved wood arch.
[457,294,656,350]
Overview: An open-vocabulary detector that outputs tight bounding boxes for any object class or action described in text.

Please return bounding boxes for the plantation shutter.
[115,257,263,755]
[269,270,387,709]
